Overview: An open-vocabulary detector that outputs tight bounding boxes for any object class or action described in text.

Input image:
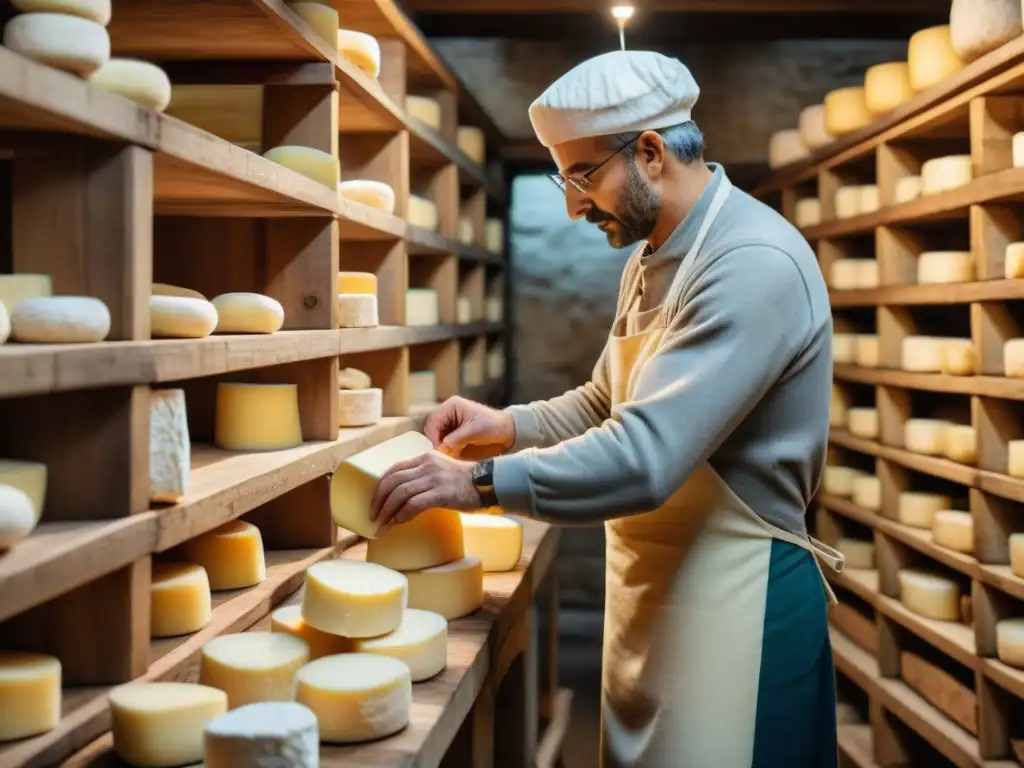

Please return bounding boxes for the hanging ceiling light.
[611,5,635,51]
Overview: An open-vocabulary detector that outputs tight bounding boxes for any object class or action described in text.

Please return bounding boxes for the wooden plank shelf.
[876,595,978,670]
[829,280,1024,309]
[834,365,1024,401]
[827,566,881,606]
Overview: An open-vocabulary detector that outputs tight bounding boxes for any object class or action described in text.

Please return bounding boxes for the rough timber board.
[833,366,1024,402]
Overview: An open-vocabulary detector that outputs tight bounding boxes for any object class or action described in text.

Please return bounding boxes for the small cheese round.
[405,556,484,620]
[10,296,110,343]
[1005,338,1024,377]
[460,513,523,572]
[290,2,338,47]
[902,336,949,372]
[0,483,36,551]
[794,198,821,228]
[904,418,953,455]
[485,296,503,323]
[848,408,879,439]
[295,654,411,743]
[830,383,849,428]
[214,383,303,452]
[337,28,381,79]
[337,271,377,295]
[0,301,9,345]
[941,340,976,376]
[150,562,212,638]
[836,537,875,569]
[932,509,974,554]
[996,618,1024,669]
[1009,441,1024,479]
[898,569,961,621]
[262,145,340,190]
[338,388,383,428]
[485,219,504,254]
[150,296,218,339]
[860,185,880,215]
[950,0,1022,62]
[152,283,206,301]
[337,293,379,328]
[354,609,448,681]
[457,126,486,164]
[11,0,110,24]
[109,683,227,768]
[405,95,442,130]
[921,155,973,195]
[767,129,807,169]
[798,104,832,149]
[338,180,395,213]
[88,59,172,111]
[1011,533,1024,577]
[0,652,61,741]
[302,559,407,638]
[865,61,914,115]
[338,367,372,390]
[898,491,953,529]
[942,425,977,465]
[1006,241,1024,278]
[834,186,863,219]
[825,87,872,136]
[366,507,465,571]
[407,195,439,230]
[204,702,319,768]
[909,26,966,91]
[833,333,856,364]
[270,604,353,660]
[179,520,266,591]
[459,215,475,244]
[855,335,879,368]
[3,13,110,76]
[852,475,882,511]
[211,293,284,334]
[199,632,310,709]
[830,259,865,290]
[895,175,923,203]
[457,296,473,324]
[918,251,973,284]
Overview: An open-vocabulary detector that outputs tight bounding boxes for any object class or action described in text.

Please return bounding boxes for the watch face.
[473,458,493,485]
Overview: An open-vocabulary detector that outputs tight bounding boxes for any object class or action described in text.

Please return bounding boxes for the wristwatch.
[471,458,498,507]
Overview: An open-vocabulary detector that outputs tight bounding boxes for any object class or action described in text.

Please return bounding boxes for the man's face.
[550,134,662,249]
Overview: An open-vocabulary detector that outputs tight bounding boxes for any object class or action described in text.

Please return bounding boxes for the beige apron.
[600,176,843,767]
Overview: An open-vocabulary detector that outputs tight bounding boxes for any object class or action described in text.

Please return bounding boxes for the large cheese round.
[1005,338,1024,377]
[211,293,284,334]
[942,424,977,465]
[150,562,212,638]
[932,509,974,554]
[768,129,808,169]
[848,408,879,439]
[150,296,218,339]
[407,195,439,230]
[405,95,442,130]
[199,632,310,709]
[353,609,448,682]
[942,340,976,376]
[860,185,880,215]
[1006,241,1024,278]
[338,29,381,79]
[460,513,523,572]
[1011,533,1024,577]
[1011,442,1024,479]
[2,13,110,77]
[949,0,1023,62]
[904,418,953,455]
[290,2,338,47]
[921,155,973,195]
[262,146,340,190]
[214,383,303,452]
[337,294,379,328]
[834,186,863,219]
[997,618,1024,668]
[794,198,821,228]
[10,296,110,343]
[865,61,914,115]
[898,569,960,620]
[836,538,875,569]
[798,104,832,149]
[852,475,882,511]
[204,702,319,768]
[898,491,952,528]
[0,484,36,551]
[917,251,974,284]
[302,559,407,638]
[856,335,880,368]
[338,180,395,213]
[365,506,465,571]
[0,652,61,741]
[11,0,110,24]
[88,59,172,111]
[178,519,266,590]
[405,556,483,620]
[458,126,486,165]
[909,26,966,91]
[824,87,872,136]
[337,388,383,428]
[901,336,948,372]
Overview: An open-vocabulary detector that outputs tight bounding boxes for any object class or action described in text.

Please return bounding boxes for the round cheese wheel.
[1007,241,1024,278]
[950,0,1023,63]
[904,418,953,455]
[200,632,310,710]
[405,556,484,620]
[270,604,353,660]
[798,104,832,149]
[365,506,465,571]
[0,651,61,741]
[0,484,36,551]
[0,300,9,345]
[921,155,973,195]
[865,62,914,115]
[942,425,978,465]
[794,198,821,228]
[932,509,974,553]
[11,0,110,25]
[211,293,284,334]
[833,333,857,364]
[901,336,949,372]
[824,86,872,136]
[337,294,379,328]
[834,186,863,219]
[460,513,523,572]
[848,408,879,439]
[353,609,448,682]
[768,129,808,169]
[150,296,218,339]
[909,26,966,91]
[941,340,976,376]
[895,175,923,203]
[855,335,879,368]
[88,58,172,111]
[860,185,880,215]
[823,466,858,497]
[852,475,882,511]
[997,618,1024,668]
[918,251,974,284]
[153,283,206,301]
[11,296,110,343]
[898,569,960,620]
[899,491,952,530]
[302,560,407,638]
[337,29,381,80]
[338,180,395,213]
[337,388,383,428]
[3,13,110,77]
[150,562,212,638]
[204,702,319,768]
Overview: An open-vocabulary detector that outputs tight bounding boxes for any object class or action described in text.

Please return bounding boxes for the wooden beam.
[407,0,938,13]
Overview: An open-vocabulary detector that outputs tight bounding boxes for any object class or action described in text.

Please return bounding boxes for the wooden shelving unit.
[0,1,531,765]
[757,36,1024,768]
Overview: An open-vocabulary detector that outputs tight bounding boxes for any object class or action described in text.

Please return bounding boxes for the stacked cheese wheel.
[337,270,380,329]
[337,365,382,428]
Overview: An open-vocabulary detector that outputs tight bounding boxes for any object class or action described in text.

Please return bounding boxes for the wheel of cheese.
[942,425,977,465]
[457,296,473,324]
[302,559,407,638]
[865,61,914,115]
[460,513,523,572]
[941,340,976,376]
[836,538,875,569]
[337,388,383,428]
[459,215,475,244]
[856,260,879,288]
[1004,338,1024,377]
[290,2,339,46]
[0,301,8,345]
[1010,442,1024,478]
[932,509,974,553]
[214,383,303,452]
[949,0,1022,62]
[338,180,395,213]
[997,618,1024,668]
[824,87,872,136]
[894,175,922,203]
[3,13,110,77]
[917,251,974,284]
[1006,241,1024,278]
[407,195,439,230]
[150,296,218,339]
[338,367,372,390]
[88,59,172,111]
[860,185,880,215]
[262,145,340,190]
[353,609,448,682]
[904,418,953,455]
[485,218,504,254]
[898,569,960,620]
[794,198,821,228]
[852,475,882,511]
[405,556,484,620]
[834,186,862,219]
[365,506,465,571]
[848,408,879,439]
[271,604,353,660]
[908,26,966,91]
[1015,133,1024,168]
[768,129,808,169]
[204,702,319,768]
[0,652,61,741]
[211,293,284,334]
[153,283,206,301]
[11,0,110,24]
[150,562,211,638]
[830,259,864,290]
[833,333,856,364]
[10,296,110,343]
[798,104,832,149]
[337,294,379,328]
[1011,533,1024,576]
[830,383,848,427]
[0,484,36,551]
[337,29,380,79]
[901,336,949,372]
[337,271,377,295]
[457,126,486,164]
[898,491,952,529]
[855,335,879,368]
[405,95,442,130]
[200,632,310,709]
[179,520,266,591]
[921,155,973,194]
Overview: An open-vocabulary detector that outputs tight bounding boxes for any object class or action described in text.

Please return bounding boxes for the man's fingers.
[370,464,422,521]
[375,476,434,531]
[393,490,442,525]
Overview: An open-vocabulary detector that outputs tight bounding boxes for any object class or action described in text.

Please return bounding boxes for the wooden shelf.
[829,281,1024,309]
[876,595,978,670]
[834,365,1024,401]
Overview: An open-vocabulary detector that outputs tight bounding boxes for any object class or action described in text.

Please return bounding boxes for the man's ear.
[637,130,665,180]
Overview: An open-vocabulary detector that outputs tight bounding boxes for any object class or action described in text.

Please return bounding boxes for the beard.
[586,161,661,249]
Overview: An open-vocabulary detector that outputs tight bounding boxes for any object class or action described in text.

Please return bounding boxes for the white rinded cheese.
[204,702,319,768]
[457,297,473,324]
[941,339,976,376]
[834,186,863,219]
[461,513,523,572]
[337,271,377,295]
[902,336,952,372]
[152,283,205,301]
[942,424,977,465]
[11,296,110,343]
[836,538,875,569]
[288,2,338,46]
[1014,133,1024,169]
[338,367,372,390]
[214,383,302,452]
[898,491,953,529]
[149,388,190,504]
[109,683,226,768]
[337,294,379,328]
[1012,533,1024,576]
[848,408,879,439]
[366,506,465,571]
[0,460,46,521]
[458,126,486,164]
[407,195,439,230]
[337,388,383,428]
[485,296,503,323]
[830,259,867,290]
[794,198,821,228]
[485,218,504,254]
[1006,241,1024,277]
[295,654,411,743]
[932,509,974,554]
[11,0,110,24]
[88,59,172,111]
[865,61,914,115]
[337,29,380,79]
[406,288,439,326]
[330,431,434,538]
[271,604,353,660]
[852,475,882,511]
[824,87,872,136]
[150,296,218,339]
[3,13,110,76]
[798,104,833,149]
[898,569,961,620]
[0,652,61,741]
[767,129,808,169]
[0,274,51,313]
[211,293,284,334]
[904,418,954,455]
[0,484,36,551]
[860,185,880,214]
[920,155,973,194]
[262,145,340,190]
[996,618,1024,669]
[200,632,309,709]
[405,556,484,620]
[833,333,856,364]
[459,215,475,244]
[949,0,1022,62]
[909,26,966,91]
[1004,338,1024,377]
[339,180,395,213]
[855,335,879,368]
[354,609,449,682]
[150,562,211,639]
[179,520,266,591]
[917,251,973,284]
[409,370,438,406]
[405,95,442,130]
[895,175,923,203]
[302,559,407,637]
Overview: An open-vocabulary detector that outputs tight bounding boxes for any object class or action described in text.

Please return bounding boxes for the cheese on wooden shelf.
[353,609,448,682]
[459,215,475,244]
[856,335,879,368]
[824,87,871,136]
[902,336,951,372]
[338,367,372,390]
[0,484,36,551]
[1011,533,1024,577]
[457,296,473,324]
[11,0,110,24]
[179,520,266,591]
[794,198,820,228]
[407,195,439,230]
[0,274,51,314]
[942,424,977,465]
[150,562,211,638]
[330,431,434,538]
[337,29,380,79]
[2,300,13,344]
[204,701,319,768]
[262,145,340,190]
[405,556,484,620]
[10,296,110,343]
[405,95,442,130]
[337,388,383,428]
[337,294,379,328]
[3,13,110,76]
[941,339,976,376]
[848,408,879,439]
[0,652,60,741]
[366,506,465,571]
[337,271,377,295]
[904,418,953,455]
[409,370,438,406]
[852,475,882,511]
[865,61,914,115]
[214,383,302,452]
[88,59,172,111]
[1014,133,1024,169]
[917,251,973,284]
[462,357,484,388]
[485,296,503,322]
[295,654,411,743]
[920,155,973,194]
[152,283,205,301]
[485,218,504,254]
[996,618,1024,669]
[457,126,486,164]
[908,26,966,91]
[109,683,227,767]
[271,604,353,660]
[860,185,880,214]
[834,186,863,219]
[461,513,523,572]
[150,388,190,504]
[211,293,284,334]
[302,559,407,637]
[200,632,309,709]
[932,509,974,554]
[150,296,218,339]
[1005,338,1024,377]
[833,333,856,364]
[798,104,832,149]
[0,459,46,521]
[898,491,953,529]
[830,259,868,290]
[288,2,338,45]
[949,0,1022,62]
[1009,441,1024,478]
[1006,241,1024,277]
[767,129,808,169]
[894,175,923,203]
[488,347,505,379]
[406,288,439,326]
[899,569,960,620]
[338,180,395,213]
[836,538,875,569]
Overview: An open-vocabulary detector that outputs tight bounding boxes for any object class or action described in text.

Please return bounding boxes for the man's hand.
[370,451,481,536]
[424,396,516,460]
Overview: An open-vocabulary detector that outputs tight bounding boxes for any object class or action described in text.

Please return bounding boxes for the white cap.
[529,50,699,149]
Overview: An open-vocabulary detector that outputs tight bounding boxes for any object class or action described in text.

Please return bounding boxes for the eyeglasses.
[548,135,639,195]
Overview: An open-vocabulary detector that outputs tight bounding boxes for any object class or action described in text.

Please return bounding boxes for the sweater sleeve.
[492,245,814,523]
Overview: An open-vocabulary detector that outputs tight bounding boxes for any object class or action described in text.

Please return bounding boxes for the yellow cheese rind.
[0,652,61,741]
[337,29,381,79]
[337,294,379,328]
[0,484,36,550]
[920,155,973,195]
[338,180,394,213]
[794,198,820,228]
[1009,441,1024,479]
[895,175,922,203]
[484,219,504,254]
[11,0,111,24]
[179,520,266,590]
[289,2,339,46]
[1005,338,1024,377]
[855,335,879,368]
[898,491,953,529]
[199,632,309,709]
[366,506,465,571]
[798,104,832,149]
[865,61,914,115]
[860,185,880,215]
[833,333,856,364]
[354,609,449,682]
[0,460,46,522]
[211,293,284,334]
[834,186,863,219]
[0,274,52,314]
[830,383,849,428]
[337,388,383,428]
[768,129,808,169]
[149,388,191,504]
[405,556,484,620]
[152,283,205,301]
[823,466,861,497]
[271,604,353,660]
[405,95,442,130]
[848,408,879,439]
[836,538,875,569]
[88,59,172,112]
[932,509,974,554]
[457,297,473,324]
[1011,533,1024,577]
[11,296,110,343]
[852,475,882,511]
[150,562,211,638]
[407,195,439,231]
[941,340,976,376]
[824,87,871,136]
[406,288,439,326]
[457,126,486,164]
[1006,241,1024,278]
[3,13,110,76]
[908,25,965,91]
[214,383,303,452]
[337,271,377,295]
[460,513,523,572]
[904,418,953,456]
[262,145,340,190]
[302,559,408,637]
[409,370,438,406]
[830,259,878,290]
[902,336,953,373]
[898,569,960,621]
[917,251,973,284]
[150,296,218,339]
[996,618,1024,668]
[942,424,977,465]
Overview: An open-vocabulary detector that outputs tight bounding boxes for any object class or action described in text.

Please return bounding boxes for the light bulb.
[611,5,635,21]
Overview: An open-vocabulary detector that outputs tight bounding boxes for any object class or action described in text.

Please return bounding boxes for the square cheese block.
[409,370,437,406]
[794,198,820,228]
[407,195,439,231]
[405,288,439,326]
